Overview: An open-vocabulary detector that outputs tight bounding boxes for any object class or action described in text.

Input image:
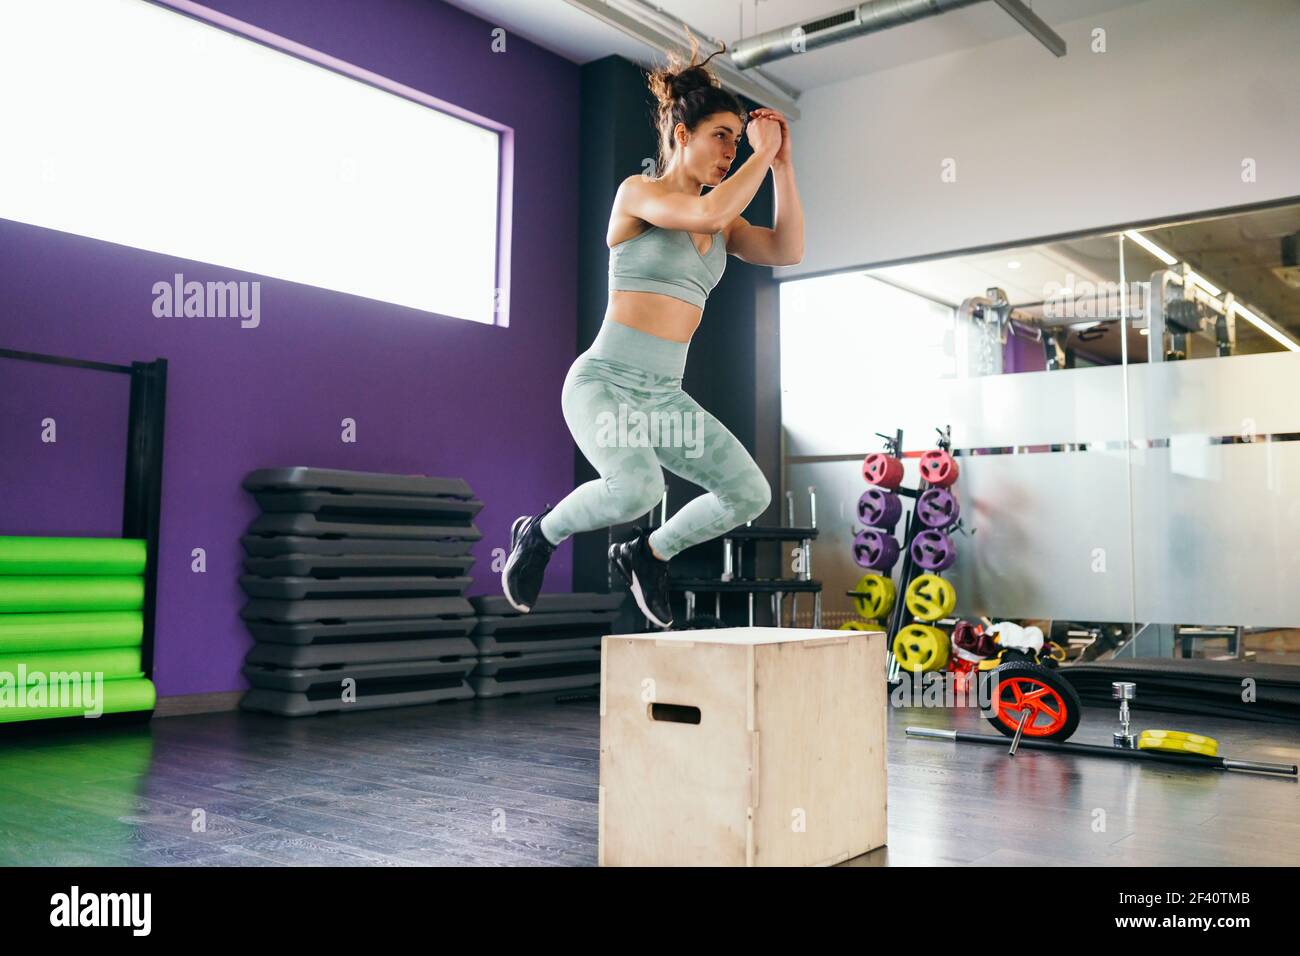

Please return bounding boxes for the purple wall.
[1003,331,1048,374]
[0,0,580,696]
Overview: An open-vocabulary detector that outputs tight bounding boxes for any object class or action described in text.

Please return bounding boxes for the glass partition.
[783,197,1300,671]
[1119,205,1300,662]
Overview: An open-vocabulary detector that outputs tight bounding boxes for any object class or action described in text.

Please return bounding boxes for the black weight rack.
[609,487,822,629]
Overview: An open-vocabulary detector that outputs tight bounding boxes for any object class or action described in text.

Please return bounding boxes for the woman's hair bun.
[648,33,726,110]
[667,64,715,99]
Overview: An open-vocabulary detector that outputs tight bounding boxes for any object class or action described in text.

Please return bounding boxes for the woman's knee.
[750,471,773,520]
[605,470,665,523]
[729,467,771,524]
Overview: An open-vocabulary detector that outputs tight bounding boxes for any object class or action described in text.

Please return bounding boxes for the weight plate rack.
[848,428,964,682]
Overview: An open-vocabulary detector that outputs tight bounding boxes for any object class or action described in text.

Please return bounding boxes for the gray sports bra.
[608,224,727,309]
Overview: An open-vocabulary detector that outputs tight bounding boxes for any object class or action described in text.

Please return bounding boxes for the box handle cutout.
[648,702,701,724]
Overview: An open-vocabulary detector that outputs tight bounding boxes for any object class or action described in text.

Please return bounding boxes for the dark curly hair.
[646,32,747,177]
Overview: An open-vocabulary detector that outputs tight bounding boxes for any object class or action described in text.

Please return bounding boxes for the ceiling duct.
[730,0,1066,70]
[564,0,802,117]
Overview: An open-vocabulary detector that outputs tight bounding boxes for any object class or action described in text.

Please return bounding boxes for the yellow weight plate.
[852,573,896,619]
[903,574,956,622]
[838,620,879,631]
[1142,729,1217,744]
[1138,736,1219,757]
[892,624,950,673]
[1139,730,1219,756]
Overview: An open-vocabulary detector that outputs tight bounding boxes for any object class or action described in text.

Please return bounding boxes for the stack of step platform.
[468,593,625,697]
[0,536,157,724]
[238,467,482,717]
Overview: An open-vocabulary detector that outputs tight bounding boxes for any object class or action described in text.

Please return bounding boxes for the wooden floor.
[1,693,1297,866]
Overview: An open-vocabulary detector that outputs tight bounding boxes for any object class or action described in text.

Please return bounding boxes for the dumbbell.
[1112,681,1136,749]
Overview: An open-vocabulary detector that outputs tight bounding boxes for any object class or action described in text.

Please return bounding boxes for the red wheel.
[985,661,1081,742]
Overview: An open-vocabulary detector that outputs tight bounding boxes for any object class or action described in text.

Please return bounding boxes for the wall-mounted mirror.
[781,198,1300,671]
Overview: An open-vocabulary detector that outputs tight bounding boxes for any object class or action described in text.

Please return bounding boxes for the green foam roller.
[0,676,155,724]
[0,647,143,683]
[0,612,143,652]
[0,536,147,575]
[0,576,144,612]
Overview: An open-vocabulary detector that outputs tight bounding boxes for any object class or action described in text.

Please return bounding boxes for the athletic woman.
[502,40,803,628]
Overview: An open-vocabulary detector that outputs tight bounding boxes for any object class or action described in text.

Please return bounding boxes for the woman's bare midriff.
[604,290,702,343]
[605,217,718,343]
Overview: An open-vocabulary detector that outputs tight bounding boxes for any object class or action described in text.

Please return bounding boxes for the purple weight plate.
[856,487,902,530]
[910,529,956,572]
[916,487,960,530]
[853,529,900,571]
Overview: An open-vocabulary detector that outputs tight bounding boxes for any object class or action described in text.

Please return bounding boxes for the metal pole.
[124,359,167,682]
[906,728,1298,776]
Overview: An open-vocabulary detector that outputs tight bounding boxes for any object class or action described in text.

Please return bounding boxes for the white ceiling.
[437,0,1151,90]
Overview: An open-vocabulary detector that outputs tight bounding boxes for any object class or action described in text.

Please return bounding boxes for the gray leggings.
[539,320,771,561]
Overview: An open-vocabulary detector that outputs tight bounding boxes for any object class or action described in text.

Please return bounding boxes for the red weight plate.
[919,450,959,488]
[862,453,903,489]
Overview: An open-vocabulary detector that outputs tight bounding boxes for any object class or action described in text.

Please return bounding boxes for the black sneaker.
[501,507,556,613]
[609,528,673,629]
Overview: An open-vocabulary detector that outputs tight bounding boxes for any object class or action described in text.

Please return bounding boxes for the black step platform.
[243,657,475,692]
[239,574,472,600]
[241,534,474,558]
[241,682,474,717]
[471,611,616,654]
[240,661,474,716]
[250,489,483,523]
[247,513,482,541]
[245,635,477,668]
[470,648,602,698]
[243,553,474,578]
[469,593,626,616]
[243,467,475,500]
[240,596,474,625]
[243,616,476,646]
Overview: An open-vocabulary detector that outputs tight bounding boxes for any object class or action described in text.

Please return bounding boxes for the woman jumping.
[502,39,803,628]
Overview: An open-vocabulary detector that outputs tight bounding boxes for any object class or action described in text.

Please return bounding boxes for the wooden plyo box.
[598,627,887,867]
